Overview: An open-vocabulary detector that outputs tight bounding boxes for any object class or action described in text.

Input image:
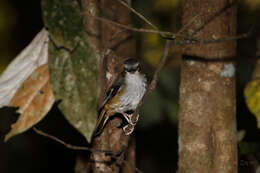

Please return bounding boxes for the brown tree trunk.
[178,0,237,173]
[82,0,136,172]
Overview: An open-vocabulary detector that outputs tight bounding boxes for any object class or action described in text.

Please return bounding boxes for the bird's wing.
[99,74,123,113]
[93,109,110,136]
[93,74,123,137]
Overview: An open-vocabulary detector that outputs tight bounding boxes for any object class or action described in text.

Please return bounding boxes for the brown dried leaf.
[4,64,54,141]
[0,28,48,107]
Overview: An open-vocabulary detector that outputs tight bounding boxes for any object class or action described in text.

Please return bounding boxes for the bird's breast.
[118,73,147,111]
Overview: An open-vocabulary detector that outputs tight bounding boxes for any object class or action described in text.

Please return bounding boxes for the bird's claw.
[122,113,139,125]
[121,113,139,135]
[123,124,134,135]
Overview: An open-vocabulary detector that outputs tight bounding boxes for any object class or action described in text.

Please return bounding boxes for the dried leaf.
[0,28,49,107]
[5,64,54,141]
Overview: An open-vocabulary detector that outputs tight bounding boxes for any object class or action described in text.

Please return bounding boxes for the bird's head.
[123,58,140,74]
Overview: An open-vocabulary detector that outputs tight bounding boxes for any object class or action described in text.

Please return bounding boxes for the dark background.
[0,0,260,172]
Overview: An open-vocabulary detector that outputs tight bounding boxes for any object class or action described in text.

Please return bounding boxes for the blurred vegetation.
[245,79,260,128]
[0,0,42,74]
[1,0,260,173]
[0,0,17,73]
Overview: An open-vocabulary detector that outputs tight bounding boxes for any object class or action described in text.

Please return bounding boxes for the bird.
[93,58,147,136]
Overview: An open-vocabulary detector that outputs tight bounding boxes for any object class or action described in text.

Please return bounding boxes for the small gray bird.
[94,58,147,136]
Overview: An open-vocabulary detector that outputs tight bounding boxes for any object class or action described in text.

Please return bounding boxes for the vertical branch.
[121,137,136,173]
[178,0,237,173]
[89,0,137,172]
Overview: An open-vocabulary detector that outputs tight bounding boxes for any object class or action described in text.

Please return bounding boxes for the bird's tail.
[93,109,109,137]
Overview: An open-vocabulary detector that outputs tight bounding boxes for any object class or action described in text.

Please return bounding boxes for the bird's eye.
[133,63,139,69]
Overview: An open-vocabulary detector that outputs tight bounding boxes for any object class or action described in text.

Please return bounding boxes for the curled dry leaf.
[4,64,54,141]
[0,28,49,107]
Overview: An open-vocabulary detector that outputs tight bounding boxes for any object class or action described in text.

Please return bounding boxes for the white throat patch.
[118,71,147,111]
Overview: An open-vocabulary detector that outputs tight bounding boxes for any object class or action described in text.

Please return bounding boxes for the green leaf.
[42,0,100,142]
[244,79,260,128]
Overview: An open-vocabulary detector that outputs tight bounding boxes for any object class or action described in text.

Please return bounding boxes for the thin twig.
[33,127,143,173]
[132,40,172,122]
[178,13,203,34]
[105,30,128,49]
[190,1,237,37]
[116,0,159,31]
[200,31,251,44]
[116,0,199,40]
[33,127,114,154]
[91,14,250,45]
[166,29,252,45]
[89,14,176,37]
[93,0,251,44]
[150,41,172,91]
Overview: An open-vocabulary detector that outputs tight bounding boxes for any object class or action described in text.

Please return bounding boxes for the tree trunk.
[178,0,237,173]
[82,0,137,172]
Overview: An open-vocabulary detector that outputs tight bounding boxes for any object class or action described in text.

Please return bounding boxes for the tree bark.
[178,0,237,173]
[82,0,137,172]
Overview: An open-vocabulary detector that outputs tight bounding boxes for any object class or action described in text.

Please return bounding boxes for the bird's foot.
[123,124,134,135]
[121,112,139,125]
